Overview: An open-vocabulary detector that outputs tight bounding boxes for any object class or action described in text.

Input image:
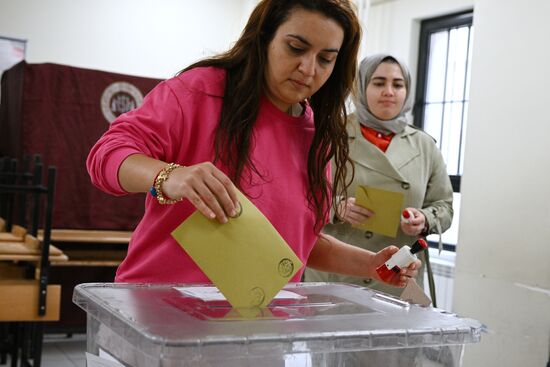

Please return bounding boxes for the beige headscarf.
[354,53,413,134]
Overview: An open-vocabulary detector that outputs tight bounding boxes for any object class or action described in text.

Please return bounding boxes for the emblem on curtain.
[100,81,144,123]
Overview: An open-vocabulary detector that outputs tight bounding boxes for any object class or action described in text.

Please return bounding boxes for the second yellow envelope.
[354,185,404,238]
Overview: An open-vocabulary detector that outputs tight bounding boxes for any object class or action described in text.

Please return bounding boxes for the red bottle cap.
[410,238,428,254]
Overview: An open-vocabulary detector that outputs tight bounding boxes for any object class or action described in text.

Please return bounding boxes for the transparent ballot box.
[73,282,483,367]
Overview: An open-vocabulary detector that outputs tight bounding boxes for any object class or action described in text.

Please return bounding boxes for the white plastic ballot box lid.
[73,282,483,362]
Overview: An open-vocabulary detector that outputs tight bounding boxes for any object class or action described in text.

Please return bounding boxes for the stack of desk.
[1,225,67,264]
[37,229,132,334]
[0,159,66,366]
[0,225,67,322]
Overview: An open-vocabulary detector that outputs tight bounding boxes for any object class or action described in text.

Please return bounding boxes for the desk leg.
[32,323,44,367]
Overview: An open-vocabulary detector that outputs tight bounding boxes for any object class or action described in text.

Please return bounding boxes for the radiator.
[423,256,455,311]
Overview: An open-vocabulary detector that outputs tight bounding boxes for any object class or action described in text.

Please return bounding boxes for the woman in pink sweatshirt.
[87,0,420,286]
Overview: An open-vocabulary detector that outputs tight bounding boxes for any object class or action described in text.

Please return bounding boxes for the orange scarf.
[360,125,394,152]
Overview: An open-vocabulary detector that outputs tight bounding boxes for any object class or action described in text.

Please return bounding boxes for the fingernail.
[233,202,242,217]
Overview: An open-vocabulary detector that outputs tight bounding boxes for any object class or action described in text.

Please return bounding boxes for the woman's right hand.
[336,197,374,225]
[162,162,240,224]
[369,246,420,287]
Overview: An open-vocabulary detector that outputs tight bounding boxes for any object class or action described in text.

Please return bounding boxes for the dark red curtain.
[0,62,163,230]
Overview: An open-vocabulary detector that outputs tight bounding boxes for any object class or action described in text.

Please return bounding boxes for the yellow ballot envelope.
[354,185,404,238]
[171,190,302,309]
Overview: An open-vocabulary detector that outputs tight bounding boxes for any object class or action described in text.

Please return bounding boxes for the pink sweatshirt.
[87,67,325,283]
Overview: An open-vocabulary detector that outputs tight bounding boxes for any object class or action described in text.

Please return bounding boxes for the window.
[414,11,473,250]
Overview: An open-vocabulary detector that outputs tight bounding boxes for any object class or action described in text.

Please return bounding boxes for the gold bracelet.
[150,163,183,205]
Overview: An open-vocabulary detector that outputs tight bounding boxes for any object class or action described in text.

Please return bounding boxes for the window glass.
[415,11,473,248]
[423,103,443,142]
[426,31,448,103]
[424,24,473,179]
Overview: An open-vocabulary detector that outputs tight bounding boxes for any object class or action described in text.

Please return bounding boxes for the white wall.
[454,0,550,365]
[0,0,255,79]
[366,0,550,366]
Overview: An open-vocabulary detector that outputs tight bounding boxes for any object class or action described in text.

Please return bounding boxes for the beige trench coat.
[304,115,453,296]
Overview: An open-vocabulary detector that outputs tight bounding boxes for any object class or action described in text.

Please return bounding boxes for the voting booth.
[73,282,483,367]
[0,61,162,230]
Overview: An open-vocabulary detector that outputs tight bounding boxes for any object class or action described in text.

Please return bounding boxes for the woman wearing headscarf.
[304,54,453,297]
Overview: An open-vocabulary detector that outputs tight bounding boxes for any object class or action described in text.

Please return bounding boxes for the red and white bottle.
[376,239,428,282]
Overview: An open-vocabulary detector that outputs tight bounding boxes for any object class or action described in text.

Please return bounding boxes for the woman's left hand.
[336,197,374,225]
[400,207,427,236]
[370,246,421,287]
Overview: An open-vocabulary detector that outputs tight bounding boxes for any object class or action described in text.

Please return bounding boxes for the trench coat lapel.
[347,119,420,182]
[385,127,421,170]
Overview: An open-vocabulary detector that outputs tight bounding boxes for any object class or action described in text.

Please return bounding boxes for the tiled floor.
[40,333,87,367]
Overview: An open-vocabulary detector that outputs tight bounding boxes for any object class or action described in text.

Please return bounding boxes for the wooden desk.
[0,236,65,323]
[35,229,132,333]
[0,235,68,262]
[0,224,26,242]
[39,229,132,244]
[0,280,61,321]
[38,229,132,267]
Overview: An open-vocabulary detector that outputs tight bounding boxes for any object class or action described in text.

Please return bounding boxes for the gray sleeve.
[418,146,454,236]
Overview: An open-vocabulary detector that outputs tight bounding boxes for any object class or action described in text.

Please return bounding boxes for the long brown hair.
[183,0,360,231]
